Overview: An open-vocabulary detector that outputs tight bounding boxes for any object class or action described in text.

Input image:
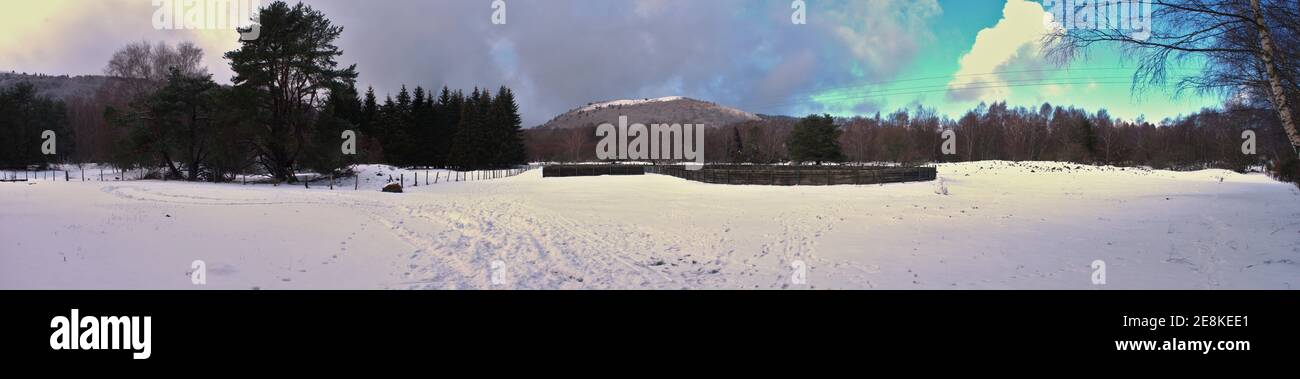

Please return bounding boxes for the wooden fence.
[645,165,936,186]
[541,164,936,186]
[542,165,647,177]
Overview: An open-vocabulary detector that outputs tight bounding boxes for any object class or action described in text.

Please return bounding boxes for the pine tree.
[224,0,358,182]
[0,83,70,169]
[410,86,432,166]
[491,86,526,167]
[447,88,483,169]
[788,114,844,165]
[360,86,378,134]
[434,87,461,168]
[729,126,744,163]
[378,96,398,164]
[303,82,360,176]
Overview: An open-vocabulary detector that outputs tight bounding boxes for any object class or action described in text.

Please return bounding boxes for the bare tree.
[104,41,209,101]
[564,126,593,162]
[1043,0,1300,154]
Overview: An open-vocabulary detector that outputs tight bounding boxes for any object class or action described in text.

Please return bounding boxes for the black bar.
[1,290,1294,365]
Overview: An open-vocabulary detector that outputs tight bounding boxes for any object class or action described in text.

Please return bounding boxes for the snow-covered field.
[2,161,1298,289]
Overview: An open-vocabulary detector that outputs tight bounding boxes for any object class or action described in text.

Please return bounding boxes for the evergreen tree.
[378,95,398,164]
[145,68,219,180]
[729,125,744,163]
[787,114,844,165]
[223,0,358,182]
[206,85,258,182]
[410,86,433,166]
[448,88,485,169]
[0,83,70,169]
[491,86,526,166]
[433,86,461,167]
[302,82,361,176]
[360,86,378,134]
[105,68,218,180]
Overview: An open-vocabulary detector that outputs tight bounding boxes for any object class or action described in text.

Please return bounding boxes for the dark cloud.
[299,0,943,126]
[1,0,942,126]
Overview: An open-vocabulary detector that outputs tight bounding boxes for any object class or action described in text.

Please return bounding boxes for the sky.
[0,0,1223,126]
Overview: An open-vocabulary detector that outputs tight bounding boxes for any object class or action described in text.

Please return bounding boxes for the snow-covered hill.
[0,72,118,100]
[538,96,761,129]
[2,161,1297,289]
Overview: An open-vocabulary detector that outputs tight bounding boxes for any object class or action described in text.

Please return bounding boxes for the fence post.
[413,172,418,187]
[425,170,429,185]
[330,172,335,190]
[401,173,404,187]
[355,174,359,190]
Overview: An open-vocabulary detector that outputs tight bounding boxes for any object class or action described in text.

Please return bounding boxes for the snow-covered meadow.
[2,161,1297,289]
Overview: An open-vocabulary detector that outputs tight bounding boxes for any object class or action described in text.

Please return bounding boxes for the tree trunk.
[1252,0,1300,154]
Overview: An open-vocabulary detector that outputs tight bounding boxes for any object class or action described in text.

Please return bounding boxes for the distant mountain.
[537,96,764,129]
[0,72,119,100]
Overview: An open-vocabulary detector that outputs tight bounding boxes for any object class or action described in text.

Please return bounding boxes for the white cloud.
[946,0,1053,102]
[827,0,941,80]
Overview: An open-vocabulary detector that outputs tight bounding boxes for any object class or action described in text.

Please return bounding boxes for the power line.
[743,75,1140,110]
[745,80,1141,112]
[732,65,1202,110]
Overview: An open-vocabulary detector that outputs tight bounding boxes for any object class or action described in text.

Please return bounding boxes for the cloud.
[0,0,247,83]
[1,0,942,126]
[827,0,940,80]
[946,0,1051,102]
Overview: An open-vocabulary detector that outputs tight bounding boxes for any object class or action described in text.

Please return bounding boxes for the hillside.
[537,96,762,129]
[0,72,118,100]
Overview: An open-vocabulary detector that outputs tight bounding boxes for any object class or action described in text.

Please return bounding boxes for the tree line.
[0,83,70,169]
[356,84,526,170]
[3,1,526,182]
[5,0,1297,185]
[524,100,1299,183]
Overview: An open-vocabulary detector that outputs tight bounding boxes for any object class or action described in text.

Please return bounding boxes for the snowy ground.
[2,161,1298,290]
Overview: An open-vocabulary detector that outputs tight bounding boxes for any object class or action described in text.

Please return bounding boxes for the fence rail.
[542,165,647,177]
[542,164,936,186]
[647,165,935,186]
